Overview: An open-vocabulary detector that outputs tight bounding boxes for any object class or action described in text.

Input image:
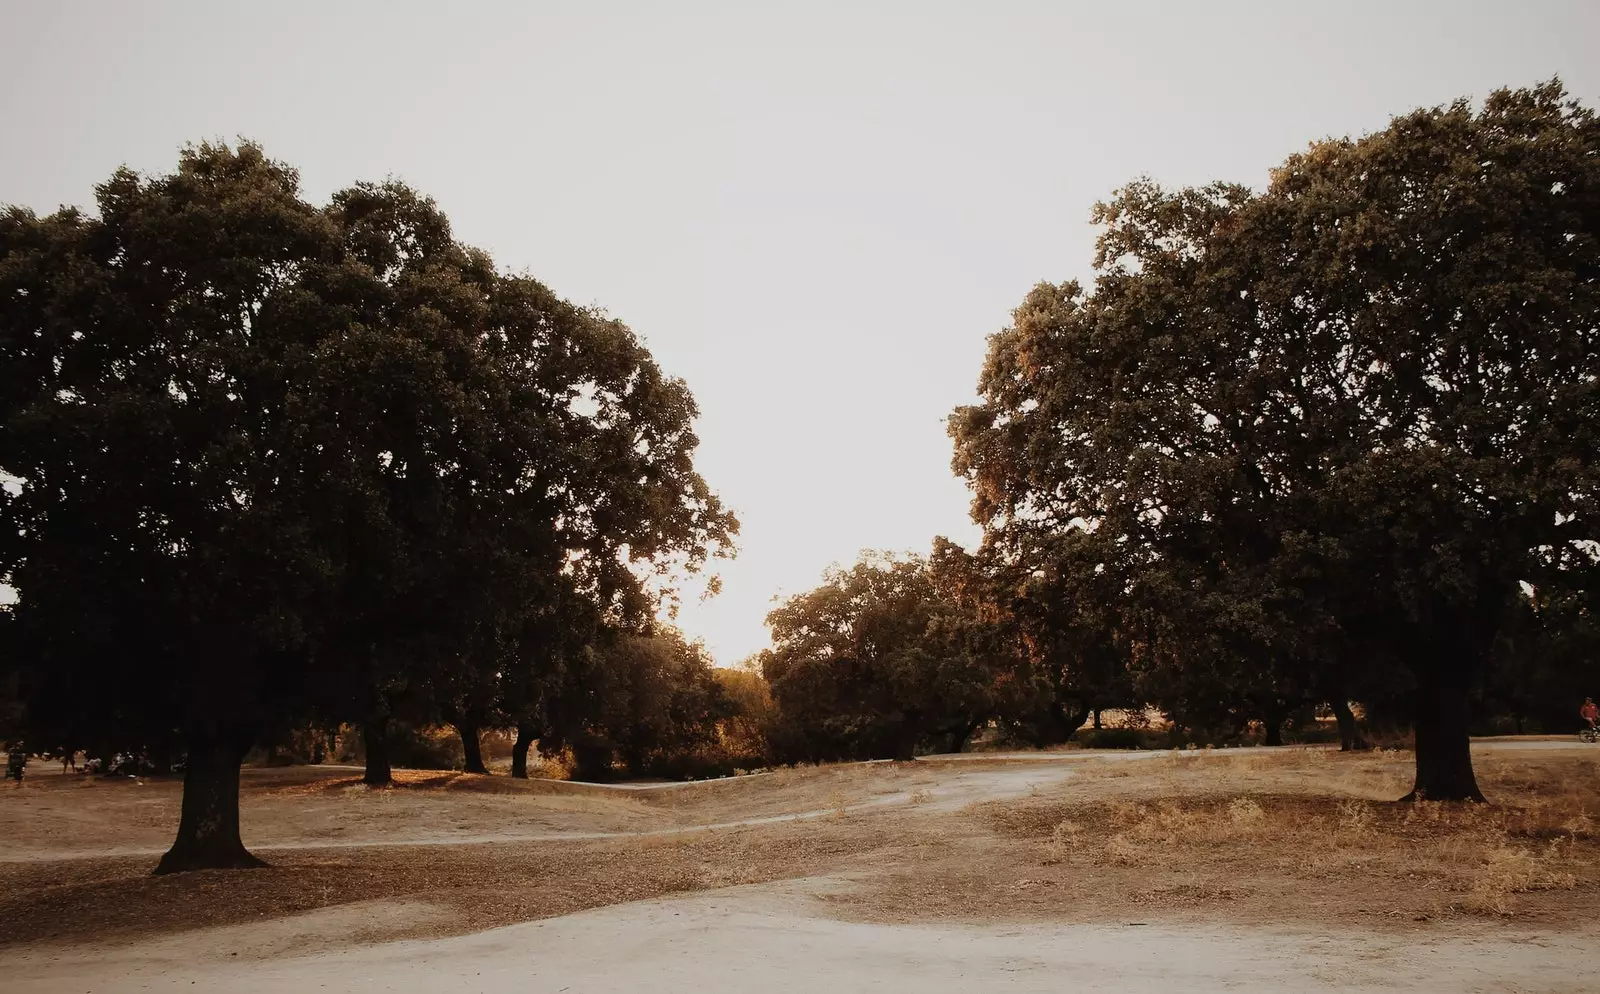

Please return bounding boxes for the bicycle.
[1581,725,1600,744]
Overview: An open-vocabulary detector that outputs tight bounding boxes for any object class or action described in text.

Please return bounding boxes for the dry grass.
[2,746,1597,952]
[986,790,1588,912]
[0,814,905,953]
[846,750,1600,926]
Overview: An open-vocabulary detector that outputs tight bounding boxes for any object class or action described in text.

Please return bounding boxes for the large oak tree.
[952,82,1599,800]
[0,144,734,870]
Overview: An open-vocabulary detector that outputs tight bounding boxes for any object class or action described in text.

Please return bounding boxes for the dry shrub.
[1336,799,1376,837]
[1042,819,1081,865]
[1462,840,1579,914]
[1228,797,1265,827]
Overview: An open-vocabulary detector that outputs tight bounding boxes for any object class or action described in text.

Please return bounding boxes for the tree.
[0,144,735,869]
[1482,584,1600,734]
[965,531,1138,746]
[538,626,734,780]
[2,146,355,869]
[762,547,1009,761]
[952,81,1600,801]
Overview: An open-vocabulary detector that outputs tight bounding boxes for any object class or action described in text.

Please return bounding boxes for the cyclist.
[1583,697,1599,732]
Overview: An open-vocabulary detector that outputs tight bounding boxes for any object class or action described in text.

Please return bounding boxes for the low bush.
[1075,727,1161,750]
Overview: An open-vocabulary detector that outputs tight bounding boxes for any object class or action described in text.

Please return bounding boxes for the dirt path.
[4,879,1587,993]
[0,762,1077,862]
[4,740,1588,864]
[2,742,1597,991]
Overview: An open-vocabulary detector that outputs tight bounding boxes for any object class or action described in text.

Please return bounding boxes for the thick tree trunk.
[154,731,264,875]
[1039,700,1090,745]
[511,724,534,779]
[1262,701,1286,747]
[363,717,392,787]
[1091,709,1103,731]
[458,724,487,775]
[1404,669,1485,802]
[1332,699,1369,752]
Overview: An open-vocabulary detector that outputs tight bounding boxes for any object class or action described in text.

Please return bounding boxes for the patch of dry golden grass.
[5,747,1598,950]
[966,752,1597,921]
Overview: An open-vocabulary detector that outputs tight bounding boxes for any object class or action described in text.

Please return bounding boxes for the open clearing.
[2,740,1597,992]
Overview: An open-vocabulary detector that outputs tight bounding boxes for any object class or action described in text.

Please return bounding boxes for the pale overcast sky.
[2,1,1596,664]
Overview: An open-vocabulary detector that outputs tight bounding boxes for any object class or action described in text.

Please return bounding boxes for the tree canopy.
[761,544,1010,761]
[0,143,735,869]
[951,81,1600,799]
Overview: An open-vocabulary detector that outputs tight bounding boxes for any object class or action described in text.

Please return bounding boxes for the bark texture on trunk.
[1404,669,1485,802]
[1332,699,1369,751]
[154,730,264,875]
[458,724,487,775]
[363,717,392,787]
[511,724,534,779]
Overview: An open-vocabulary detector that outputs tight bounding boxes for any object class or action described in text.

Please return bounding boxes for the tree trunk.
[947,720,981,754]
[1262,701,1286,746]
[511,724,534,779]
[1091,709,1103,731]
[153,730,264,875]
[458,724,487,775]
[1332,699,1369,751]
[1043,700,1090,745]
[1404,669,1485,802]
[363,717,392,787]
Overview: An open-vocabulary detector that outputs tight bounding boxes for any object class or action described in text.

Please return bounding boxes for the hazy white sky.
[2,1,1596,664]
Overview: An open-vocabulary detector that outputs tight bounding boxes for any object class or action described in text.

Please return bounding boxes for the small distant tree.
[762,546,1009,761]
[714,664,777,764]
[553,627,735,780]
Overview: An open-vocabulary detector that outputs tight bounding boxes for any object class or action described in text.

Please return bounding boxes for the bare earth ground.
[1,740,1597,992]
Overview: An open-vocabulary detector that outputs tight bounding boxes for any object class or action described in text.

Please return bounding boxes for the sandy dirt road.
[2,740,1595,993]
[4,879,1587,994]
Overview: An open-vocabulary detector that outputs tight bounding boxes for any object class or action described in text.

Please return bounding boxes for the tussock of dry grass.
[967,753,1598,920]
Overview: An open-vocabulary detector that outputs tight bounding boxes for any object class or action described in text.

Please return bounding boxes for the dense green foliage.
[949,81,1600,798]
[0,144,735,869]
[760,543,1011,761]
[543,627,738,780]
